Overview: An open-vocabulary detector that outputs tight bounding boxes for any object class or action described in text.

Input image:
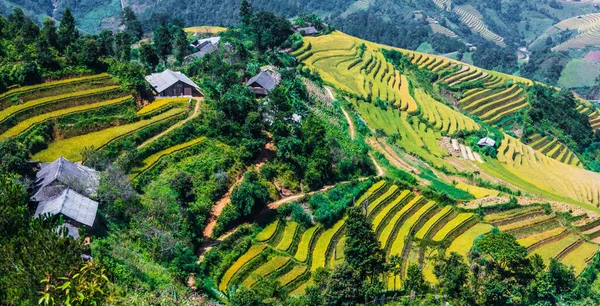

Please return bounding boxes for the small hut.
[478,137,496,148]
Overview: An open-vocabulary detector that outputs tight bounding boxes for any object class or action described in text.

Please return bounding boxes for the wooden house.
[145,69,202,97]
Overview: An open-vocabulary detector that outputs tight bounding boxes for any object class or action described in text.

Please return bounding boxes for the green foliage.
[322,264,363,305]
[344,207,386,280]
[308,180,371,227]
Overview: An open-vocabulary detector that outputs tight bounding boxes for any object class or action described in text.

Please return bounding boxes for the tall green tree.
[239,0,254,26]
[98,30,115,57]
[251,11,293,50]
[115,32,132,61]
[344,207,386,280]
[173,27,188,63]
[153,23,172,61]
[139,42,160,70]
[41,17,58,49]
[121,7,143,41]
[434,252,472,303]
[57,7,78,51]
[323,264,363,306]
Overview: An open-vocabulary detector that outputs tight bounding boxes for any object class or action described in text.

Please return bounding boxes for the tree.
[239,0,254,26]
[153,23,172,61]
[229,286,264,306]
[0,138,30,175]
[139,42,160,70]
[322,264,362,306]
[57,8,78,51]
[39,260,114,306]
[0,174,28,238]
[473,229,528,272]
[344,207,386,280]
[98,30,115,57]
[251,11,293,50]
[173,27,188,63]
[404,264,429,295]
[434,252,472,302]
[230,171,270,217]
[115,32,132,61]
[387,254,402,291]
[41,17,58,49]
[78,36,101,68]
[121,7,143,41]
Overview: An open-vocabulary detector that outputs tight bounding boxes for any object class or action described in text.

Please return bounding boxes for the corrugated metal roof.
[296,26,319,35]
[185,43,219,60]
[246,70,281,92]
[190,36,220,49]
[478,137,496,147]
[35,188,98,227]
[145,69,200,94]
[32,156,98,202]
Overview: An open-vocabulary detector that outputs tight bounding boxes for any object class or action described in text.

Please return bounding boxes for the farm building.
[294,26,319,36]
[190,36,221,49]
[246,69,281,96]
[31,156,100,238]
[145,69,202,97]
[478,137,496,147]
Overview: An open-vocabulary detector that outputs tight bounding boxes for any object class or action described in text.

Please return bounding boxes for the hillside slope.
[295,30,600,212]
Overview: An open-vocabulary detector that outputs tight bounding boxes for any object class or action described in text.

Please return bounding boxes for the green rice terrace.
[0,73,201,170]
[217,180,600,296]
[294,31,600,212]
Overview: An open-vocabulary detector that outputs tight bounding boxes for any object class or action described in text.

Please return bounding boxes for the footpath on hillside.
[138,97,202,149]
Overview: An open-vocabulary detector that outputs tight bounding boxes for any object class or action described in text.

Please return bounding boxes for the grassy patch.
[311,219,345,271]
[277,265,308,287]
[558,59,600,88]
[243,256,291,288]
[455,183,499,199]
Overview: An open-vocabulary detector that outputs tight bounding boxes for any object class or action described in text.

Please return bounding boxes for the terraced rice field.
[431,1,505,46]
[219,244,267,291]
[217,182,600,295]
[457,84,529,125]
[486,207,597,274]
[130,136,206,178]
[0,95,133,139]
[489,135,600,209]
[577,104,600,132]
[257,220,279,242]
[33,108,185,162]
[527,133,581,167]
[137,97,189,114]
[553,14,600,51]
[454,183,499,198]
[276,222,299,251]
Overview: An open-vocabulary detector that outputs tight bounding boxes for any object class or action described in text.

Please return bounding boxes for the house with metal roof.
[31,156,100,238]
[35,189,98,238]
[190,36,221,49]
[145,69,202,97]
[246,69,281,96]
[294,26,319,36]
[478,137,496,147]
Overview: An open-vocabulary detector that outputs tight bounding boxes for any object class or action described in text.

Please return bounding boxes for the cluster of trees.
[0,7,145,91]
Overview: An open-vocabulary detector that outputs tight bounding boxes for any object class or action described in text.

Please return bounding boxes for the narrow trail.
[138,98,202,149]
[325,86,356,140]
[369,153,385,177]
[197,137,275,260]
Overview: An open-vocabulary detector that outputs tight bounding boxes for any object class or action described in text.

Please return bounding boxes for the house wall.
[157,81,202,97]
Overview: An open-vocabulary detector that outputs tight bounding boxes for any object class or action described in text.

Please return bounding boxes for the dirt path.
[138,98,202,149]
[325,86,355,140]
[197,136,275,260]
[369,153,385,177]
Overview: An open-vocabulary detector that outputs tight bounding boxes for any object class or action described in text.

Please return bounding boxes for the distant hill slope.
[295,30,600,212]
